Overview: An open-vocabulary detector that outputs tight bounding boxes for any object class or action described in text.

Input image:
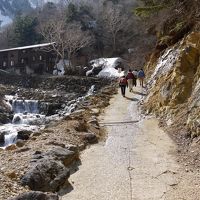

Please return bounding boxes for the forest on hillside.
[0,0,199,68]
[0,1,200,199]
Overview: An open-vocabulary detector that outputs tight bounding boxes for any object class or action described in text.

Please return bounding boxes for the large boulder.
[17,130,32,140]
[16,139,26,147]
[12,115,22,124]
[44,147,78,166]
[5,144,17,151]
[0,99,12,124]
[9,191,59,200]
[0,131,6,145]
[79,132,98,144]
[0,113,11,124]
[39,102,62,116]
[74,120,88,132]
[21,160,70,192]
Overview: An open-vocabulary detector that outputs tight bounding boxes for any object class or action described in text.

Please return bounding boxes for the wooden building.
[0,43,56,75]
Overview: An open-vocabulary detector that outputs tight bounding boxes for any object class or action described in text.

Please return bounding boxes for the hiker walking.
[132,69,138,87]
[126,69,135,92]
[119,76,128,97]
[138,69,145,87]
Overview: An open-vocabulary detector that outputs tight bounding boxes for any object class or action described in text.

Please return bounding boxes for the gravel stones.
[9,191,59,200]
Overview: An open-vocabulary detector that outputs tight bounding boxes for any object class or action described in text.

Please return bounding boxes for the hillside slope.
[142,0,200,168]
[144,32,200,137]
[0,0,59,26]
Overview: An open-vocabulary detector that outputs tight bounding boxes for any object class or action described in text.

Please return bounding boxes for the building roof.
[0,42,55,53]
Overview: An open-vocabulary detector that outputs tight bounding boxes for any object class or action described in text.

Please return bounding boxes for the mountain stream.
[0,85,95,148]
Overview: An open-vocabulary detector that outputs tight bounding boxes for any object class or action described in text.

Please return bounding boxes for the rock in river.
[17,130,32,140]
[0,131,6,145]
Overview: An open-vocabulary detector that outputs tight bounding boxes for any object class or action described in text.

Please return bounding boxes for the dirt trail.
[62,87,200,200]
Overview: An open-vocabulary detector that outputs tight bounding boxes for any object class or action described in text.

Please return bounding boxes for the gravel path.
[62,86,200,200]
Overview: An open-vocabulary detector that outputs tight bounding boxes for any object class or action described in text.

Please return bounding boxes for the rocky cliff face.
[143,32,200,139]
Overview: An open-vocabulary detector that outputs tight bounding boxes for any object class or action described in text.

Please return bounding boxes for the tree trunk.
[62,57,67,75]
[68,53,72,68]
[67,53,73,75]
[112,34,116,54]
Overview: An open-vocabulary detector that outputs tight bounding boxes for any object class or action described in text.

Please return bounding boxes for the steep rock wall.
[144,32,200,138]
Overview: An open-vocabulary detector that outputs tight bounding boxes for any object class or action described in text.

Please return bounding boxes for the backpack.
[126,72,134,80]
[119,77,127,86]
[138,70,145,78]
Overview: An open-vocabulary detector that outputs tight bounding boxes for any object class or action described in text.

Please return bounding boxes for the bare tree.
[102,5,129,53]
[0,25,14,49]
[40,18,93,68]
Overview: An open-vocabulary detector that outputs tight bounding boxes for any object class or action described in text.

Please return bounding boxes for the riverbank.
[0,75,117,200]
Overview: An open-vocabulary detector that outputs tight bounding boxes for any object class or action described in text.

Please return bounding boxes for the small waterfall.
[12,100,39,114]
[1,86,96,148]
[12,113,46,125]
[0,97,43,148]
[0,124,39,148]
[4,131,18,147]
[11,99,45,125]
[86,85,95,96]
[63,85,95,115]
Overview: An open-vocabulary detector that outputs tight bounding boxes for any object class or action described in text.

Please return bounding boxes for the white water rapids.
[0,96,44,148]
[0,85,95,148]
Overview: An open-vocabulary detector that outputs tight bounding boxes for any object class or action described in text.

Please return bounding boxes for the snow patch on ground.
[98,66,121,78]
[87,57,124,78]
[53,59,69,76]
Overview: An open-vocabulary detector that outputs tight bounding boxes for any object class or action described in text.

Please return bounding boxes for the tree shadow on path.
[125,96,139,101]
[132,91,147,96]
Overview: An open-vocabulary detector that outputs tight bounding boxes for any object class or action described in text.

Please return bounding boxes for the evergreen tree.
[11,15,42,47]
[134,0,174,18]
[65,3,78,23]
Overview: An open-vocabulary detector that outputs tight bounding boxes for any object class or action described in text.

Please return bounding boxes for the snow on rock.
[98,66,121,78]
[87,57,124,78]
[148,47,180,87]
[53,60,69,76]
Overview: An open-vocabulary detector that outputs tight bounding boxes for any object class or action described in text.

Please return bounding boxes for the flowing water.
[0,85,95,148]
[0,96,44,148]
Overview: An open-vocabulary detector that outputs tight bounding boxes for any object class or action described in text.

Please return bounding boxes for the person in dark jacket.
[132,69,138,87]
[126,69,135,92]
[119,76,128,97]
